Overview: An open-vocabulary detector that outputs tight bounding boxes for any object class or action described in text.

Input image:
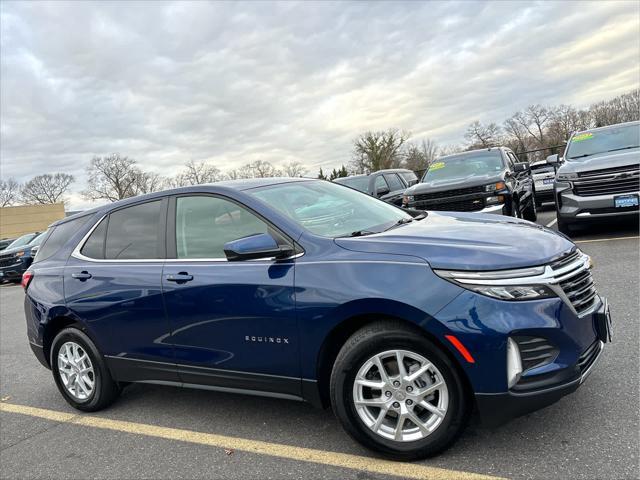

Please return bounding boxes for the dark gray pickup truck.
[548,121,639,233]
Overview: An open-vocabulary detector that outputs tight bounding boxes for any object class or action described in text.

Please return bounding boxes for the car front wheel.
[330,322,469,459]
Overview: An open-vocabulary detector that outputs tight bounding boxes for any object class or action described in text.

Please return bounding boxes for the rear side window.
[175,196,270,259]
[34,216,90,263]
[105,201,163,260]
[80,218,108,259]
[384,173,405,192]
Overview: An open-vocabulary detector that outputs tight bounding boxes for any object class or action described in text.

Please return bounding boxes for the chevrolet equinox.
[24,178,611,459]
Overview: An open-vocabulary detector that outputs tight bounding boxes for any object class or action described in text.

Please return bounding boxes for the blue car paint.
[24,178,601,419]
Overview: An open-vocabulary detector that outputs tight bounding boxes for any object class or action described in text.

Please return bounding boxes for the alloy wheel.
[57,341,95,401]
[352,349,449,442]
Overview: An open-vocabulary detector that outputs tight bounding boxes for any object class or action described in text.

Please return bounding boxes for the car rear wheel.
[330,322,469,459]
[51,327,121,412]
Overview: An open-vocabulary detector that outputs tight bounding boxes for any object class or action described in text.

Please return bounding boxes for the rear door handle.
[166,273,194,283]
[71,272,92,280]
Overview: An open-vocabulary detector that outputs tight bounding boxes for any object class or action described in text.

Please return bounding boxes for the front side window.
[249,180,411,238]
[422,151,505,182]
[176,196,270,259]
[384,173,405,191]
[565,123,640,160]
[374,175,389,192]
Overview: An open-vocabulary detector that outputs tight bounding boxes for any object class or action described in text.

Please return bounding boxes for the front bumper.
[476,340,604,426]
[556,184,639,221]
[0,260,28,281]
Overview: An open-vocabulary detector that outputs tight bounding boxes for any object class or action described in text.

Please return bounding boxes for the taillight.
[21,270,34,289]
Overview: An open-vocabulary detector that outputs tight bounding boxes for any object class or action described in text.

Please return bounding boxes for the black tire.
[522,196,537,222]
[557,216,573,235]
[330,322,470,460]
[50,327,121,412]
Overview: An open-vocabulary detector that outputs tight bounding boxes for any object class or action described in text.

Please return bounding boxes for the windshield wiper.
[568,153,593,159]
[339,230,377,238]
[606,146,639,153]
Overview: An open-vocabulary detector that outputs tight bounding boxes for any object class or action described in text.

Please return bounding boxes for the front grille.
[573,164,640,197]
[514,336,559,372]
[577,341,601,375]
[413,185,485,201]
[0,255,17,268]
[418,198,485,212]
[549,251,598,316]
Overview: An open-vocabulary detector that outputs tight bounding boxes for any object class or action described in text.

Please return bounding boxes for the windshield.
[249,180,412,237]
[333,176,369,193]
[566,123,640,160]
[6,233,37,249]
[29,232,47,246]
[422,151,504,182]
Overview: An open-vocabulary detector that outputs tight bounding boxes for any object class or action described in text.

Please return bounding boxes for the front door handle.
[71,271,92,280]
[166,272,194,283]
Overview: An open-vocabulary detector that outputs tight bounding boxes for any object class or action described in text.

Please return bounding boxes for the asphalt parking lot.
[1,207,638,480]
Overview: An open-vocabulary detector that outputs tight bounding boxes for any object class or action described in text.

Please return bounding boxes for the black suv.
[333,169,418,206]
[402,147,537,221]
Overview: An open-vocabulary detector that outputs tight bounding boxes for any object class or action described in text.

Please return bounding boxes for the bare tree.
[282,161,308,177]
[246,160,282,178]
[590,89,640,127]
[464,121,502,148]
[403,139,439,172]
[351,129,410,173]
[131,171,165,195]
[169,160,224,187]
[0,178,20,207]
[83,154,141,202]
[21,173,74,205]
[503,116,531,152]
[513,105,551,146]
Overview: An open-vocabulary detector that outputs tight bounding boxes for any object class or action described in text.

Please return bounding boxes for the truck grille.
[413,185,485,201]
[0,254,17,268]
[418,198,485,212]
[549,250,598,316]
[573,164,640,197]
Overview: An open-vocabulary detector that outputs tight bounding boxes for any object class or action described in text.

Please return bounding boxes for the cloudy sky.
[1,0,639,209]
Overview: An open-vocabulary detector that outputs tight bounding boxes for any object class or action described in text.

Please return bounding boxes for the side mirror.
[224,233,293,261]
[546,154,559,165]
[513,162,529,172]
[376,186,390,197]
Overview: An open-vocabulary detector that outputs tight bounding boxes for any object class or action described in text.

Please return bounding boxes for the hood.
[406,172,504,195]
[0,244,35,256]
[335,212,574,271]
[559,148,639,174]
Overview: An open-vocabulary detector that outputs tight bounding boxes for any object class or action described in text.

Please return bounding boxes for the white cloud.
[1,0,638,210]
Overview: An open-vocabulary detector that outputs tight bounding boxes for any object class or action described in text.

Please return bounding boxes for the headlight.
[14,251,26,258]
[434,265,557,301]
[556,172,578,181]
[485,195,505,206]
[402,195,414,205]
[485,181,506,192]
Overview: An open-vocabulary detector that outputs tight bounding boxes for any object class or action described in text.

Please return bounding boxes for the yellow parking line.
[575,236,639,244]
[0,402,501,480]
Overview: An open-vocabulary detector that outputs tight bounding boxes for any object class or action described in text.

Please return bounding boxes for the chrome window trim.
[71,213,303,264]
[434,252,599,317]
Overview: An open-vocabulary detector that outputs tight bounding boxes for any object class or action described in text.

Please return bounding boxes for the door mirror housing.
[546,154,559,165]
[513,162,529,173]
[224,233,293,261]
[375,186,390,197]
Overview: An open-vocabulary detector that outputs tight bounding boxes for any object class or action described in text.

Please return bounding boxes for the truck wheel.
[50,327,121,412]
[330,322,470,460]
[522,197,537,222]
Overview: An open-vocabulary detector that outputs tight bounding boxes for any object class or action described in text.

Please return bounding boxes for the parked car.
[0,238,16,251]
[0,231,45,282]
[402,147,537,221]
[24,179,610,459]
[548,121,639,233]
[530,159,557,207]
[334,169,418,206]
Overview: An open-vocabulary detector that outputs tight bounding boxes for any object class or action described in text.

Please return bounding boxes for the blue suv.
[24,178,611,459]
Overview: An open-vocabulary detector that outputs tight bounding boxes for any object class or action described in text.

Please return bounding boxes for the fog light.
[485,196,505,206]
[507,338,523,388]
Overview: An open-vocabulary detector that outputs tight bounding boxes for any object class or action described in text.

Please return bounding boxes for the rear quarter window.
[34,216,90,263]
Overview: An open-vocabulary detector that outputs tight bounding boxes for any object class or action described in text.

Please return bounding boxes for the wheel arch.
[313,313,474,409]
[42,315,94,367]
